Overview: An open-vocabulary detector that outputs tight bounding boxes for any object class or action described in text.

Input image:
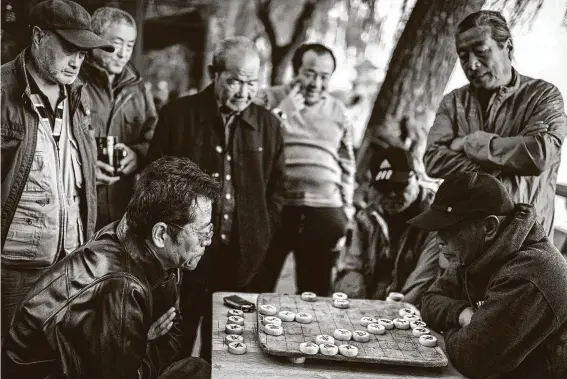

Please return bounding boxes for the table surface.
[211,292,467,379]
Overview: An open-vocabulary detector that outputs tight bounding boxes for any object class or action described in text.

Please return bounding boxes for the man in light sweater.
[253,43,355,295]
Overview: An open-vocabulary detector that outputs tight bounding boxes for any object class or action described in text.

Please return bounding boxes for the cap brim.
[55,29,115,52]
[407,208,465,231]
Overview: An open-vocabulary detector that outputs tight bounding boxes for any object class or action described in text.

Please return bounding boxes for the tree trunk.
[356,0,485,178]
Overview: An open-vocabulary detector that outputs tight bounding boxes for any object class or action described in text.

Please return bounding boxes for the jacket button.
[215,145,223,153]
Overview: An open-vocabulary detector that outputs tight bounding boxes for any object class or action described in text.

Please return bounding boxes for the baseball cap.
[370,147,416,192]
[407,172,515,231]
[29,0,114,52]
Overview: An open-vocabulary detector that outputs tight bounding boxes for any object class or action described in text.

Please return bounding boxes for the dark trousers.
[253,206,348,296]
[179,239,244,363]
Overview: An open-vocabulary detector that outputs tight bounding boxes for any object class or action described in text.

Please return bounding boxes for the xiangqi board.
[255,293,448,368]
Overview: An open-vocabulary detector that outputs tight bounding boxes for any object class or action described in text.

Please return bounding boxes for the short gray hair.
[211,36,260,73]
[457,10,513,60]
[91,7,136,37]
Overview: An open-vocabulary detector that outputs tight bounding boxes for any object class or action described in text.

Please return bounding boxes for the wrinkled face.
[33,29,87,85]
[164,197,213,271]
[436,219,486,269]
[296,50,335,105]
[91,21,136,75]
[456,26,512,90]
[213,51,260,113]
[374,177,419,214]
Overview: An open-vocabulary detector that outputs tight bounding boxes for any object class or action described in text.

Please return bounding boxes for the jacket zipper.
[107,93,133,134]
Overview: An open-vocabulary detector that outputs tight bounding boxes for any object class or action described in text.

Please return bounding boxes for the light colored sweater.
[257,85,355,218]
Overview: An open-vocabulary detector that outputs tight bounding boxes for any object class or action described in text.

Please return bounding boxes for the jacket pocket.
[3,213,43,260]
[24,153,51,192]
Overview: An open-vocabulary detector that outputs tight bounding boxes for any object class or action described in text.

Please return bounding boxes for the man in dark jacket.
[1,0,113,336]
[408,172,567,379]
[147,36,286,361]
[2,156,220,379]
[424,11,567,238]
[334,148,440,306]
[82,6,158,229]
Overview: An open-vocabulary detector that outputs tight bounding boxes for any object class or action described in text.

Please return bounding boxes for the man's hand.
[450,136,466,151]
[147,307,176,341]
[96,160,120,186]
[116,143,138,176]
[458,306,474,327]
[277,83,305,115]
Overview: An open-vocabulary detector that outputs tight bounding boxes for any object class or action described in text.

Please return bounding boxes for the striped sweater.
[257,84,355,218]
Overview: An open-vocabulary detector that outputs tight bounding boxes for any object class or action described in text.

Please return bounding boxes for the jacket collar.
[115,216,170,287]
[81,59,141,91]
[466,204,546,280]
[15,48,85,105]
[197,84,256,130]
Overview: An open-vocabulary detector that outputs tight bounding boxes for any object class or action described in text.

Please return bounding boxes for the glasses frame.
[168,222,214,244]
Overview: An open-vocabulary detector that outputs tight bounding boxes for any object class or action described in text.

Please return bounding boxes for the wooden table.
[212,292,467,379]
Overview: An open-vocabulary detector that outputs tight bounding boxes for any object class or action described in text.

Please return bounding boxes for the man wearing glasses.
[3,156,220,379]
[334,148,441,306]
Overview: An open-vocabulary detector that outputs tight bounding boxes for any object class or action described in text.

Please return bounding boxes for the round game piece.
[352,330,370,342]
[419,334,438,347]
[295,312,313,324]
[339,344,359,357]
[299,342,319,355]
[225,334,244,344]
[412,327,430,337]
[360,316,377,327]
[262,316,282,326]
[410,320,427,329]
[225,323,243,335]
[259,304,277,316]
[228,341,247,355]
[333,299,350,309]
[301,292,317,302]
[399,308,417,318]
[333,328,352,341]
[377,318,394,330]
[227,315,244,325]
[393,318,410,330]
[228,309,244,317]
[367,323,386,335]
[387,292,404,302]
[319,343,339,356]
[264,323,284,336]
[403,314,420,322]
[332,292,348,301]
[315,334,335,345]
[278,310,296,322]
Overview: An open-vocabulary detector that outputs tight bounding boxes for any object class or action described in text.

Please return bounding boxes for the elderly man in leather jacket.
[2,157,220,379]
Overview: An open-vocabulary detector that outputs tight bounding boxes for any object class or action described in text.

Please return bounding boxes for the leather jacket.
[2,218,183,379]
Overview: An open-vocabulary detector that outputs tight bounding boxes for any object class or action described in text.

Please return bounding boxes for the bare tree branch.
[256,0,277,45]
[282,0,317,51]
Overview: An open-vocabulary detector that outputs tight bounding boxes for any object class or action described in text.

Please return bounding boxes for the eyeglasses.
[168,222,214,244]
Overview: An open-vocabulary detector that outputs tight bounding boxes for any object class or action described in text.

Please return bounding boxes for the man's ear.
[31,26,43,47]
[151,222,168,248]
[506,38,514,61]
[483,215,501,242]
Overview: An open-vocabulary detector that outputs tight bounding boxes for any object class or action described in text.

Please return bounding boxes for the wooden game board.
[256,293,448,368]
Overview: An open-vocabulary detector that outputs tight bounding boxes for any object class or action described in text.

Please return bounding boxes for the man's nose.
[467,54,481,72]
[69,53,84,68]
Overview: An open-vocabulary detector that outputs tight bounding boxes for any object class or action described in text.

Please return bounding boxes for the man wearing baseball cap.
[1,0,113,336]
[334,147,441,306]
[409,172,567,378]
